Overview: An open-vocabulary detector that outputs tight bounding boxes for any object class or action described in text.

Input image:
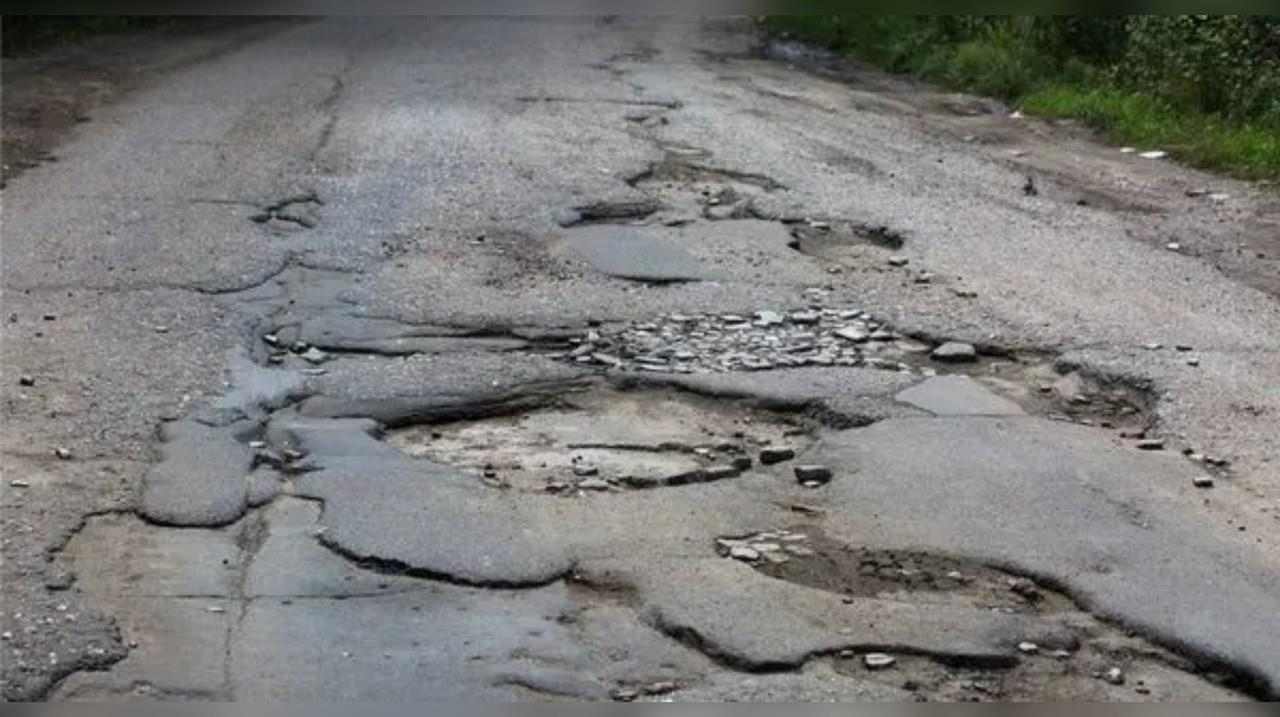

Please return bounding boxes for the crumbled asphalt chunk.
[930,342,977,363]
[139,420,251,526]
[1193,476,1215,489]
[760,447,795,465]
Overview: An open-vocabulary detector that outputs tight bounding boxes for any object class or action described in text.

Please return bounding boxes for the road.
[3,16,1279,701]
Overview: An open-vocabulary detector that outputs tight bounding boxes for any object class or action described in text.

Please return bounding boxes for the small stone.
[793,465,832,485]
[789,310,820,324]
[1175,344,1193,352]
[248,440,267,449]
[914,272,934,284]
[154,325,169,334]
[577,478,611,491]
[834,327,869,343]
[1186,358,1200,367]
[930,342,977,363]
[783,545,814,557]
[759,447,795,465]
[18,376,34,387]
[205,605,226,614]
[1017,642,1039,654]
[1104,667,1125,685]
[1142,342,1162,350]
[300,347,329,364]
[1136,439,1165,451]
[1050,649,1072,659]
[610,687,639,702]
[1139,150,1167,159]
[54,448,72,460]
[753,310,784,327]
[1192,476,1215,489]
[887,256,909,267]
[1165,242,1181,251]
[262,333,280,346]
[863,653,896,670]
[728,545,760,561]
[572,464,600,477]
[10,479,30,488]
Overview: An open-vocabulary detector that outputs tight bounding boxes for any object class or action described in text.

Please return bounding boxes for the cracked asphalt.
[3,17,1280,702]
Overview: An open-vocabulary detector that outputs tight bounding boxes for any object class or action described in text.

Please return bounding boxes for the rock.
[1018,642,1039,653]
[887,256,909,267]
[610,687,638,702]
[1135,439,1165,451]
[1192,476,1215,489]
[834,326,869,343]
[793,465,832,485]
[728,545,760,561]
[930,342,977,363]
[54,447,72,460]
[1142,342,1162,350]
[1103,667,1125,685]
[1165,242,1181,251]
[154,325,169,334]
[18,375,34,387]
[760,447,796,465]
[789,310,820,324]
[1186,358,1200,367]
[10,479,30,488]
[753,310,784,327]
[300,347,329,364]
[572,463,600,477]
[577,478,611,491]
[553,207,582,227]
[1139,150,1167,160]
[863,653,896,670]
[262,333,280,346]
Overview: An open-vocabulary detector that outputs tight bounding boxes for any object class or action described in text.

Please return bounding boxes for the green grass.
[1021,85,1280,181]
[764,16,1280,182]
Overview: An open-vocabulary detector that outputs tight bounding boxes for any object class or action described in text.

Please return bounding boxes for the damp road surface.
[4,17,1280,702]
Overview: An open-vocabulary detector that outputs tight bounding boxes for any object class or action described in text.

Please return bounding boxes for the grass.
[764,16,1280,182]
[1021,86,1280,181]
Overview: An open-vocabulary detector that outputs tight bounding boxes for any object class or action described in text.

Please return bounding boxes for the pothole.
[717,526,1250,701]
[557,293,929,374]
[250,192,322,231]
[628,159,784,221]
[787,219,906,254]
[724,526,1071,614]
[387,386,815,494]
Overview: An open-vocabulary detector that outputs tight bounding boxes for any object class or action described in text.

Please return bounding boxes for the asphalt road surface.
[3,17,1279,702]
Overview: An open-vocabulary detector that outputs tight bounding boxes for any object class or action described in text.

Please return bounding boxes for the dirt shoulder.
[2,17,303,187]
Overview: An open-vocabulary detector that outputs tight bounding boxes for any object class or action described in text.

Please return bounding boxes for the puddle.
[388,387,814,493]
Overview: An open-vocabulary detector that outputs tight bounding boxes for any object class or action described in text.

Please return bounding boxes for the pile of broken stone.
[563,291,953,375]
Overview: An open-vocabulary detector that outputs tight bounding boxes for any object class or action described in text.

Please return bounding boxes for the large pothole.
[387,386,815,494]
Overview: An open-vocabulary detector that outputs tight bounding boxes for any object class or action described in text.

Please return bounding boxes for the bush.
[762,15,1280,180]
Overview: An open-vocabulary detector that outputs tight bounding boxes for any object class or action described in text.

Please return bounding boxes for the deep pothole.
[712,525,1250,701]
[387,386,816,494]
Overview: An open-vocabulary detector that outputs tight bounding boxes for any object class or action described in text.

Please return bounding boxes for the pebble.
[1017,642,1039,653]
[572,464,600,477]
[1142,342,1162,350]
[1135,439,1165,451]
[54,448,72,460]
[1139,150,1168,159]
[1165,242,1181,251]
[262,333,280,346]
[834,327,869,343]
[154,325,169,334]
[753,310,784,327]
[930,342,977,363]
[577,478,611,491]
[10,479,30,488]
[300,347,329,364]
[793,464,832,485]
[1186,358,1200,367]
[1192,476,1215,489]
[863,653,896,669]
[887,256,910,267]
[18,375,34,387]
[1103,667,1125,685]
[759,447,795,465]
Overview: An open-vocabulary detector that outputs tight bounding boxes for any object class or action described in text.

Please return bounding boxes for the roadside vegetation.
[2,16,177,57]
[763,16,1280,182]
